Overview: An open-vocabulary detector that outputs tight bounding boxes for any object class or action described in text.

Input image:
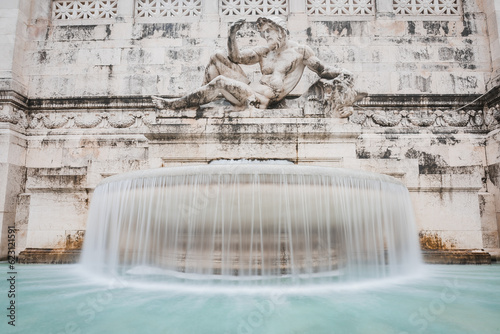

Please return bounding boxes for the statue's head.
[257,16,288,50]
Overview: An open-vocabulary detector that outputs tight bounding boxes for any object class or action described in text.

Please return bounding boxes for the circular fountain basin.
[81,164,421,282]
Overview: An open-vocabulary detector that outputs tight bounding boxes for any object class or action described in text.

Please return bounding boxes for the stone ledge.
[422,250,492,264]
[18,248,81,264]
[484,248,500,263]
[16,248,494,265]
[24,94,484,111]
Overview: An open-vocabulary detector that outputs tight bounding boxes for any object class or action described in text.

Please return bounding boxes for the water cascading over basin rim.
[81,164,422,282]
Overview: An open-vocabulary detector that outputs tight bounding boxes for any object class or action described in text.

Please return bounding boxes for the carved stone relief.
[152,16,363,115]
[349,105,500,128]
[52,0,118,20]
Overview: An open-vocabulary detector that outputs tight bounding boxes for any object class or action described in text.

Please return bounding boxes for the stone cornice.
[481,85,500,107]
[28,95,155,111]
[0,91,499,132]
[0,90,29,109]
[23,93,486,111]
[357,94,483,109]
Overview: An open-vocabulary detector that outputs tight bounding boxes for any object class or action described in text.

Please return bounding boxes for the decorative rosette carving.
[372,110,402,127]
[408,111,436,127]
[349,110,368,125]
[74,114,104,128]
[467,110,483,127]
[142,112,156,127]
[108,113,136,128]
[484,105,500,127]
[0,105,14,123]
[443,110,470,127]
[494,106,500,122]
[41,113,70,129]
[0,105,28,128]
[347,108,493,129]
[25,111,156,130]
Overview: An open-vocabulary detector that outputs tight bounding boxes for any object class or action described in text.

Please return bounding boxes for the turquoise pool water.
[1,263,499,334]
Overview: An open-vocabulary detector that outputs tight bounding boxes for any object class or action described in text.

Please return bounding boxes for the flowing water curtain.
[220,0,289,16]
[306,0,375,15]
[393,0,461,15]
[52,0,118,20]
[81,165,422,280]
[135,0,203,17]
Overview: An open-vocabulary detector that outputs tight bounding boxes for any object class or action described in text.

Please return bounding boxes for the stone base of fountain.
[422,249,491,264]
[17,248,494,265]
[18,248,81,264]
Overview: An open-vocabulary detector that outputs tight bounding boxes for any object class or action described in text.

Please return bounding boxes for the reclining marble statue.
[152,16,361,116]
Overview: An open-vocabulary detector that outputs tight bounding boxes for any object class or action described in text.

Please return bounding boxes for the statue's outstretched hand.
[230,18,246,35]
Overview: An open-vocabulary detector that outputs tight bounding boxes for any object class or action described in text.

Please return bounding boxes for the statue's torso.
[257,42,306,102]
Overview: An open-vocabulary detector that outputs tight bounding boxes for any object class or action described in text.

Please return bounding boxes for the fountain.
[79,17,423,283]
[81,162,422,283]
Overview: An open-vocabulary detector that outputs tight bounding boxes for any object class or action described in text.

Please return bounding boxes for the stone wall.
[22,0,491,98]
[0,0,499,261]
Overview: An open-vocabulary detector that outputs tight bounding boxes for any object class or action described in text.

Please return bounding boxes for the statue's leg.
[203,51,250,85]
[210,75,270,108]
[152,76,268,110]
[152,87,221,110]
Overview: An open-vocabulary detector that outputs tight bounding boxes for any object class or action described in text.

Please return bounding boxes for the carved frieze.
[1,96,499,131]
[25,111,155,130]
[73,114,104,128]
[0,104,28,129]
[348,106,499,129]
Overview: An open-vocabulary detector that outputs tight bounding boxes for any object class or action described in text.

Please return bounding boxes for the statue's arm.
[302,45,352,79]
[227,19,263,65]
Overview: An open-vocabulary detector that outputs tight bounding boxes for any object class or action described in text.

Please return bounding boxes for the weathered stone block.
[25,167,87,190]
[422,250,491,264]
[18,248,81,264]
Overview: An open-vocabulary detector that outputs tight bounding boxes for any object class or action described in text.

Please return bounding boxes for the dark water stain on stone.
[488,163,500,186]
[356,148,370,159]
[38,50,48,64]
[431,135,460,145]
[454,48,474,62]
[405,148,447,174]
[137,23,190,39]
[407,21,416,35]
[323,21,352,36]
[55,25,97,41]
[423,21,449,35]
[105,24,112,39]
[478,195,486,218]
[380,148,392,159]
[461,13,475,37]
[306,27,313,39]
